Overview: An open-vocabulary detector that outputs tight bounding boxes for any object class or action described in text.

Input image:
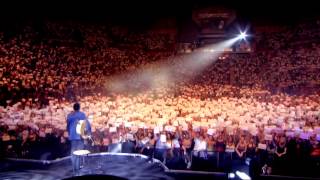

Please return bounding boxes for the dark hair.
[73,103,80,111]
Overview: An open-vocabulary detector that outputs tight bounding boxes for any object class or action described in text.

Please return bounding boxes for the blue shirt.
[155,139,167,149]
[67,111,92,141]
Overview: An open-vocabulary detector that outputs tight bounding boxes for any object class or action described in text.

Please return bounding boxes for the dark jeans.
[142,147,154,160]
[154,149,166,162]
[70,140,85,173]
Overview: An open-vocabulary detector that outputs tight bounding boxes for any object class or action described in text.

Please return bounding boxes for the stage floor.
[0,153,171,180]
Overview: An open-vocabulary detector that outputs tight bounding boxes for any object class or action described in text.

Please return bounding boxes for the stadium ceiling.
[0,0,319,21]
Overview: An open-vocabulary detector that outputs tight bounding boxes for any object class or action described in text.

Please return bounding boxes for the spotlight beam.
[103,38,239,93]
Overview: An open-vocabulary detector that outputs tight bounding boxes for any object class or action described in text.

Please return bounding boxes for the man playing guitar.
[66,102,92,173]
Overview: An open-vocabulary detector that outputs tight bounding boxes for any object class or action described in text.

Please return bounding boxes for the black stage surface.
[2,153,318,180]
[0,153,228,180]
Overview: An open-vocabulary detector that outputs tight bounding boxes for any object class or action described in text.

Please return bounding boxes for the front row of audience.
[1,123,319,177]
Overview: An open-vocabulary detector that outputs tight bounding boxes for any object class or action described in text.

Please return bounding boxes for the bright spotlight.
[228,173,235,179]
[238,32,247,40]
[236,171,251,180]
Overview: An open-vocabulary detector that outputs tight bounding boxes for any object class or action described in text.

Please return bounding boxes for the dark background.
[0,0,319,24]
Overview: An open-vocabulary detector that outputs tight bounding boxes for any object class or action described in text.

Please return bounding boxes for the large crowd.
[0,19,320,177]
[0,21,176,107]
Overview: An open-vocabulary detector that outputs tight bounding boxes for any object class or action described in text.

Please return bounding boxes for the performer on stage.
[66,102,92,173]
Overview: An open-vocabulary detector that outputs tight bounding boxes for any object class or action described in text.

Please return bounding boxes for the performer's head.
[73,102,80,111]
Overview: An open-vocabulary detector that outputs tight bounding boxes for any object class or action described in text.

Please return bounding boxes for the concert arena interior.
[0,1,320,180]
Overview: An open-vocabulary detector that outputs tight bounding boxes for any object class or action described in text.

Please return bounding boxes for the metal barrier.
[166,169,228,180]
[259,175,320,180]
[189,149,234,169]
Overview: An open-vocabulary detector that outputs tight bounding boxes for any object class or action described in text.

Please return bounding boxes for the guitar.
[76,120,95,146]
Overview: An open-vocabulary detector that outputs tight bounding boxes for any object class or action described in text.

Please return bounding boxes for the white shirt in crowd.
[172,138,180,148]
[193,138,207,152]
